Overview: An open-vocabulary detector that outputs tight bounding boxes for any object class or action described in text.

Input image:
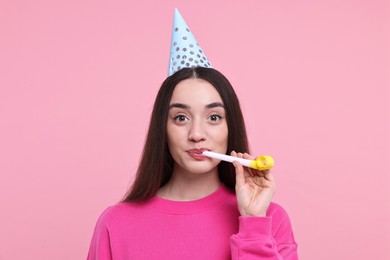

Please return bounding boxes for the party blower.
[202,151,274,171]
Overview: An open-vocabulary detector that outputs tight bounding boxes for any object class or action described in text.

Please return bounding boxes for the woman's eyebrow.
[206,102,224,109]
[169,103,190,109]
[168,102,224,110]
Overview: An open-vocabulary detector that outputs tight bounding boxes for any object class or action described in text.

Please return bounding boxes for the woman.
[87,67,298,259]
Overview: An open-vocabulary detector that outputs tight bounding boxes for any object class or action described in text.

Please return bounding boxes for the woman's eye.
[209,114,222,122]
[174,115,187,122]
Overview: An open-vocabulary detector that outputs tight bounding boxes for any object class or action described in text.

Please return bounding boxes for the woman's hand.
[231,151,276,217]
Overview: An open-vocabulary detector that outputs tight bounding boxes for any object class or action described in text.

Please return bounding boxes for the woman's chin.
[180,161,219,175]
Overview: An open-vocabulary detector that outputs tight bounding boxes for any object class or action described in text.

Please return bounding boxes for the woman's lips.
[187,149,209,160]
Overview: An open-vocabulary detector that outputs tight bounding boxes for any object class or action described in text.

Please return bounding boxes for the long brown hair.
[122,67,249,202]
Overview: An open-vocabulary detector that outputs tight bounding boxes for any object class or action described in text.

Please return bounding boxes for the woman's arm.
[230,214,298,259]
[231,151,298,259]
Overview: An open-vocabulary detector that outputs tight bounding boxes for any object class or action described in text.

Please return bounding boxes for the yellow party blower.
[202,151,274,171]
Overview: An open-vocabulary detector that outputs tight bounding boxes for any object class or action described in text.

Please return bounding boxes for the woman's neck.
[157,167,221,201]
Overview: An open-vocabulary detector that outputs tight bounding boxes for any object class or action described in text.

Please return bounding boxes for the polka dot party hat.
[168,8,212,76]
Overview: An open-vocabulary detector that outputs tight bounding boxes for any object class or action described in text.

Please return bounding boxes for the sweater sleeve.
[230,211,298,259]
[87,209,113,260]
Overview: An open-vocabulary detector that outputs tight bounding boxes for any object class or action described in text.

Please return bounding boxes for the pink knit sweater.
[87,185,298,259]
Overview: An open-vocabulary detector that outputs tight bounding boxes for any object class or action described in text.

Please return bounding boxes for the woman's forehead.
[170,78,223,104]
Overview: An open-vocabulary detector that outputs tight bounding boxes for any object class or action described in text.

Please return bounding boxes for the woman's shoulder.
[267,201,293,222]
[94,202,146,225]
[267,202,288,217]
[267,202,295,235]
[267,202,290,228]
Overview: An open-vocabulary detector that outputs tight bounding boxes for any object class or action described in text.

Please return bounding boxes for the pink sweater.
[87,185,298,259]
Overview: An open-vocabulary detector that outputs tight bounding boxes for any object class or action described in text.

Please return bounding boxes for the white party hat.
[168,8,212,76]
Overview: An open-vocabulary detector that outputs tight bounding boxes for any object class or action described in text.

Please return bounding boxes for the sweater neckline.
[145,184,234,215]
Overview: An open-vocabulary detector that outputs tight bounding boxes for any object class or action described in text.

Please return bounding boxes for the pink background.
[1,0,389,259]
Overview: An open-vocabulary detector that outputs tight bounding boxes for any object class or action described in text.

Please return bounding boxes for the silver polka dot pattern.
[168,22,212,76]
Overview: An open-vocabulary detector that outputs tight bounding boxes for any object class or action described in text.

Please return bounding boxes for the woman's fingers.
[233,160,246,187]
[243,152,255,160]
[231,150,277,217]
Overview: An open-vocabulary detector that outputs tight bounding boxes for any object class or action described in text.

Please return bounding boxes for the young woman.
[87,67,298,259]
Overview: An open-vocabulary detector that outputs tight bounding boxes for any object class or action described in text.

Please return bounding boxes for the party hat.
[168,8,212,76]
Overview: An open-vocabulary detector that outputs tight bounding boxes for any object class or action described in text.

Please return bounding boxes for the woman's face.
[167,78,228,175]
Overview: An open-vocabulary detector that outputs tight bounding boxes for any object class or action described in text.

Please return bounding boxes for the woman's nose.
[188,121,206,142]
